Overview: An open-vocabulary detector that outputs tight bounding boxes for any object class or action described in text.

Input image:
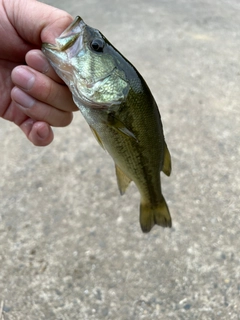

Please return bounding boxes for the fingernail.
[12,87,35,108]
[12,67,35,90]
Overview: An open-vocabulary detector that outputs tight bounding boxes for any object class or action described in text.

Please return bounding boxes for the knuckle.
[42,79,56,103]
[33,75,57,105]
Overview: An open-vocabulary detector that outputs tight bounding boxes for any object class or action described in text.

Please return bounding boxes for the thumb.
[5,0,73,45]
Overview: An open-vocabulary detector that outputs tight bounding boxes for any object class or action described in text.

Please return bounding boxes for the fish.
[42,16,172,233]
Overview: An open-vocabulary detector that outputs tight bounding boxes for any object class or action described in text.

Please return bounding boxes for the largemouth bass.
[42,16,172,233]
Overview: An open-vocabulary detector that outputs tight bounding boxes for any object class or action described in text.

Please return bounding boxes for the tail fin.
[139,197,172,233]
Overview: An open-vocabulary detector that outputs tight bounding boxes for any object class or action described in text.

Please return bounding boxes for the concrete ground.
[1,0,240,319]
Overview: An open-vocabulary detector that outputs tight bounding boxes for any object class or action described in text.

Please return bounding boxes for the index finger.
[26,50,63,84]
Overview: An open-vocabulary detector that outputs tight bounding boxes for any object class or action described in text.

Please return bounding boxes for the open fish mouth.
[42,16,86,56]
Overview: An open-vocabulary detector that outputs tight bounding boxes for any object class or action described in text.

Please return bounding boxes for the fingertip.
[60,111,74,127]
[26,50,50,74]
[30,122,54,146]
[41,13,74,44]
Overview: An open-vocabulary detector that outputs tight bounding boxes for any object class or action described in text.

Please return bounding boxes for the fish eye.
[90,39,105,53]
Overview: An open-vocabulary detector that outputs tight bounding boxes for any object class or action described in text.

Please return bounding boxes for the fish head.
[42,16,129,108]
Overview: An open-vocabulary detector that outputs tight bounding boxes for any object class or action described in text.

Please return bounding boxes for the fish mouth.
[42,16,86,57]
[60,16,84,38]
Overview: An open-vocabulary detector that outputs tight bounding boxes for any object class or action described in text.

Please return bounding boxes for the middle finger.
[11,65,78,112]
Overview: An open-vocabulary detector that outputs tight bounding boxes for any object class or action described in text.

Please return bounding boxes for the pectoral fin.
[162,141,171,176]
[107,113,137,141]
[115,164,132,195]
[89,125,105,150]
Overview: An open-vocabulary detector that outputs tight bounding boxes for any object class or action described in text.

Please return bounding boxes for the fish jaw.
[42,16,85,56]
[42,16,86,85]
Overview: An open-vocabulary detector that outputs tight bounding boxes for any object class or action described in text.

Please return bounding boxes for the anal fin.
[115,164,132,195]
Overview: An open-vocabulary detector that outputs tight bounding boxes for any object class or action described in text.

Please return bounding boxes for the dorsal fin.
[162,141,171,176]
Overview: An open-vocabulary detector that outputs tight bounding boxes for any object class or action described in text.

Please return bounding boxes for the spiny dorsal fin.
[162,141,171,176]
[115,164,132,195]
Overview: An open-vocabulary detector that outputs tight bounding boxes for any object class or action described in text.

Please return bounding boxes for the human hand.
[0,0,78,146]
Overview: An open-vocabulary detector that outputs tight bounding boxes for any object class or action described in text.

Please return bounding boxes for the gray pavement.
[1,0,240,319]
